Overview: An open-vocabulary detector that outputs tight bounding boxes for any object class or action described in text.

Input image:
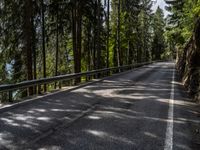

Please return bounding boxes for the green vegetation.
[165,0,200,101]
[165,0,200,46]
[0,0,168,102]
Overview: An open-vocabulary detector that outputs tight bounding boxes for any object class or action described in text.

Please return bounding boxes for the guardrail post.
[38,85,42,94]
[86,75,89,82]
[119,68,121,73]
[59,81,62,89]
[106,70,109,76]
[9,91,13,102]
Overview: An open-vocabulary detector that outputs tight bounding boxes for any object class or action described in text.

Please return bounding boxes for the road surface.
[0,62,200,150]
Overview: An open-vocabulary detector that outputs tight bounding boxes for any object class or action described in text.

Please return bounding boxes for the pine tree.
[152,7,166,60]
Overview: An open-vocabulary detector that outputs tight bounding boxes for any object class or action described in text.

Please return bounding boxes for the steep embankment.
[177,18,200,102]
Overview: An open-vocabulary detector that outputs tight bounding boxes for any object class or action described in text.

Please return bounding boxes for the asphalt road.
[0,62,200,150]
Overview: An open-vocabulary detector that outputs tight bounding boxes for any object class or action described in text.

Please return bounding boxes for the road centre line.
[164,66,175,150]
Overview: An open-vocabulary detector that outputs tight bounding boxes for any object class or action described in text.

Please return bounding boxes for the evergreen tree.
[152,7,166,60]
[137,0,153,62]
[0,0,172,102]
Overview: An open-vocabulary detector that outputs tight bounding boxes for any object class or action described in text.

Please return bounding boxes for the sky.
[152,0,169,17]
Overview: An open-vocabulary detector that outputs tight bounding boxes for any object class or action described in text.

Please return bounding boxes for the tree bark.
[41,0,47,92]
[106,0,110,68]
[96,0,101,70]
[87,23,91,72]
[117,0,121,67]
[55,3,59,89]
[23,0,33,95]
[72,0,82,84]
[32,15,37,94]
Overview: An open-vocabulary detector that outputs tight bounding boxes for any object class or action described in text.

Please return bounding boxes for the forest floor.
[0,62,200,150]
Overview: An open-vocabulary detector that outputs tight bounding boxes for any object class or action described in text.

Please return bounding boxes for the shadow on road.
[0,62,199,150]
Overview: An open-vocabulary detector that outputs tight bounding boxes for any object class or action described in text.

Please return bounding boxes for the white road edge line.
[164,66,175,150]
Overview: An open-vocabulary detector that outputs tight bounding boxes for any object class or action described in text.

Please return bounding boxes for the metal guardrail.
[0,62,152,94]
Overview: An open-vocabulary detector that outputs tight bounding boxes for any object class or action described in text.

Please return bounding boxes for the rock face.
[177,18,200,102]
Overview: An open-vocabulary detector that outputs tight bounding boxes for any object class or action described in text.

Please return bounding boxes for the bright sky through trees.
[152,0,169,17]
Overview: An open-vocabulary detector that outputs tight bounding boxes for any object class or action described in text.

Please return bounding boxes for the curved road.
[0,62,200,150]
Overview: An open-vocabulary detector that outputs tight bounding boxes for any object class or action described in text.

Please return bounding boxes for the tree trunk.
[24,0,33,95]
[117,0,121,67]
[93,3,97,70]
[72,4,77,74]
[32,15,37,94]
[106,0,110,68]
[55,3,59,89]
[96,0,101,70]
[87,23,91,71]
[72,0,82,84]
[41,0,47,92]
[93,28,96,70]
[127,39,130,65]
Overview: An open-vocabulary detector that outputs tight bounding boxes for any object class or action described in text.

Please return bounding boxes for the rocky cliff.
[177,18,200,102]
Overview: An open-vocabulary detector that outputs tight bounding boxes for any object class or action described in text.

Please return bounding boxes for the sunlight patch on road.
[86,129,135,145]
[37,117,51,121]
[144,132,158,138]
[87,115,101,120]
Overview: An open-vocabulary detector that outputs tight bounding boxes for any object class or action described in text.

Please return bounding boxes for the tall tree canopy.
[0,0,168,102]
